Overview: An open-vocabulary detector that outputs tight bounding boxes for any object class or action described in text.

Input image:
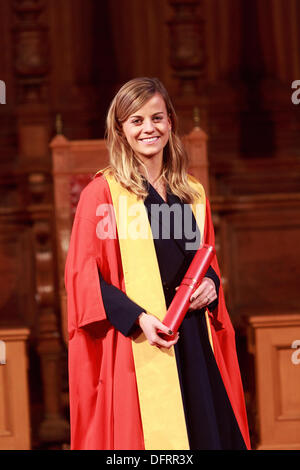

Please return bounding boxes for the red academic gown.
[65,174,251,450]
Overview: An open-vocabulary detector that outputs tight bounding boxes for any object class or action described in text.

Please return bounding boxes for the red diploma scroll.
[160,244,216,339]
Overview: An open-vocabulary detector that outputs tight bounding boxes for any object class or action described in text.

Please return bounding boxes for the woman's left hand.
[188,277,217,311]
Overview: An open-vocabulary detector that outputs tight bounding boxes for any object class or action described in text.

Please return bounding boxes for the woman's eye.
[130,115,163,125]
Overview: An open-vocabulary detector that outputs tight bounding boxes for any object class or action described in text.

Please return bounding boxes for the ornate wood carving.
[50,134,109,344]
[0,174,69,447]
[12,0,49,104]
[168,0,205,96]
[167,0,209,137]
[11,0,51,174]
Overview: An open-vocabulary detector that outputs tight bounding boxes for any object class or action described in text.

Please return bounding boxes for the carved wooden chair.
[50,125,209,344]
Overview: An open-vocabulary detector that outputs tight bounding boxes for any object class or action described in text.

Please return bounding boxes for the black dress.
[99,183,246,450]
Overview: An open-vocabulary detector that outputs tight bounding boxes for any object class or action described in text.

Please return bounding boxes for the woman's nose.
[142,118,155,133]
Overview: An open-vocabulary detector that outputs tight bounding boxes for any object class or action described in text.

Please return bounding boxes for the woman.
[65,77,250,450]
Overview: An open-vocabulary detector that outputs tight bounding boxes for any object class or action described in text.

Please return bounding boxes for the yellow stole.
[105,173,206,450]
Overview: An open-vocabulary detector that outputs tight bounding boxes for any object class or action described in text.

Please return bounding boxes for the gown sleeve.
[65,211,107,333]
[65,176,122,335]
[98,270,144,337]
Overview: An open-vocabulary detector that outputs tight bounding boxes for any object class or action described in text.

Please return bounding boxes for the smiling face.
[121,93,171,165]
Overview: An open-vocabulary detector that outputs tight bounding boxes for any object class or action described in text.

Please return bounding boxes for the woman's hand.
[188,277,217,311]
[137,312,179,349]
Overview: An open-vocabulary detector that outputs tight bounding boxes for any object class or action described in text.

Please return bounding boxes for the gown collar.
[143,179,200,255]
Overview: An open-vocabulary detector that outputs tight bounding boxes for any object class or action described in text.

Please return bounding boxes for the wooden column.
[168,0,208,134]
[29,174,69,445]
[183,112,209,196]
[168,0,205,96]
[12,0,51,172]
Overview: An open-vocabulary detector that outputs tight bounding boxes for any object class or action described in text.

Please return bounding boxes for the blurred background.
[0,0,300,450]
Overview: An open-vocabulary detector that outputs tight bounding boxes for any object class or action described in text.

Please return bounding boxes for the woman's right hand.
[137,312,179,349]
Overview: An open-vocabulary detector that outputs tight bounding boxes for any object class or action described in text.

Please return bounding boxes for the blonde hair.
[104,77,198,203]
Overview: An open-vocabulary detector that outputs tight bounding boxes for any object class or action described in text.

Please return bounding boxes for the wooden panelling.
[248,314,300,449]
[0,328,31,450]
[212,194,300,323]
[0,218,36,328]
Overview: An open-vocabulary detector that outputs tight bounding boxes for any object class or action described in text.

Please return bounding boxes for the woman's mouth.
[139,136,160,144]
